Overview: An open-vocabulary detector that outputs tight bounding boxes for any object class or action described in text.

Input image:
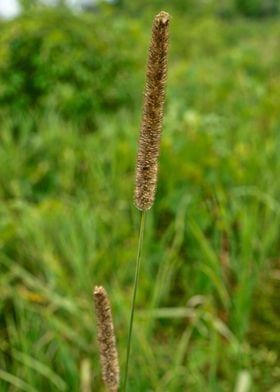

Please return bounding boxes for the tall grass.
[124,11,169,391]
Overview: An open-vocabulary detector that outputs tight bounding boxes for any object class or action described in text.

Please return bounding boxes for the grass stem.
[123,210,146,391]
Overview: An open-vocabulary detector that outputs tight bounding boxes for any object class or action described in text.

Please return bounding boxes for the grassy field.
[0,7,280,392]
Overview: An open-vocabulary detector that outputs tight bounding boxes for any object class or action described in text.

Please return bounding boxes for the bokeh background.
[0,1,280,391]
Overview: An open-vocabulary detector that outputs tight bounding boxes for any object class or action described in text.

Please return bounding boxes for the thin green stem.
[123,210,146,392]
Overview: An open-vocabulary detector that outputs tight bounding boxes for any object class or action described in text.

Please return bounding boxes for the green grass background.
[0,2,280,391]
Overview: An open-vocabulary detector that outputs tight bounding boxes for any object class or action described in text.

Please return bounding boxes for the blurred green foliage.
[0,3,280,392]
[0,7,137,127]
[111,0,279,16]
[234,0,279,16]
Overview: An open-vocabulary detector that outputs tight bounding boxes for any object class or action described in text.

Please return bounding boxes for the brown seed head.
[134,11,170,211]
[93,286,120,392]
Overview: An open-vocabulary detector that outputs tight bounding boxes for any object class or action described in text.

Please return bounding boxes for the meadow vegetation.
[0,2,280,391]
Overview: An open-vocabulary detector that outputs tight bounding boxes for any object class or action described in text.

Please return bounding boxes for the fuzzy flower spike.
[93,286,120,392]
[134,11,170,211]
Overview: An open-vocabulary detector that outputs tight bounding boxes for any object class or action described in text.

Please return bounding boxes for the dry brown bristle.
[93,286,119,392]
[134,11,170,211]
